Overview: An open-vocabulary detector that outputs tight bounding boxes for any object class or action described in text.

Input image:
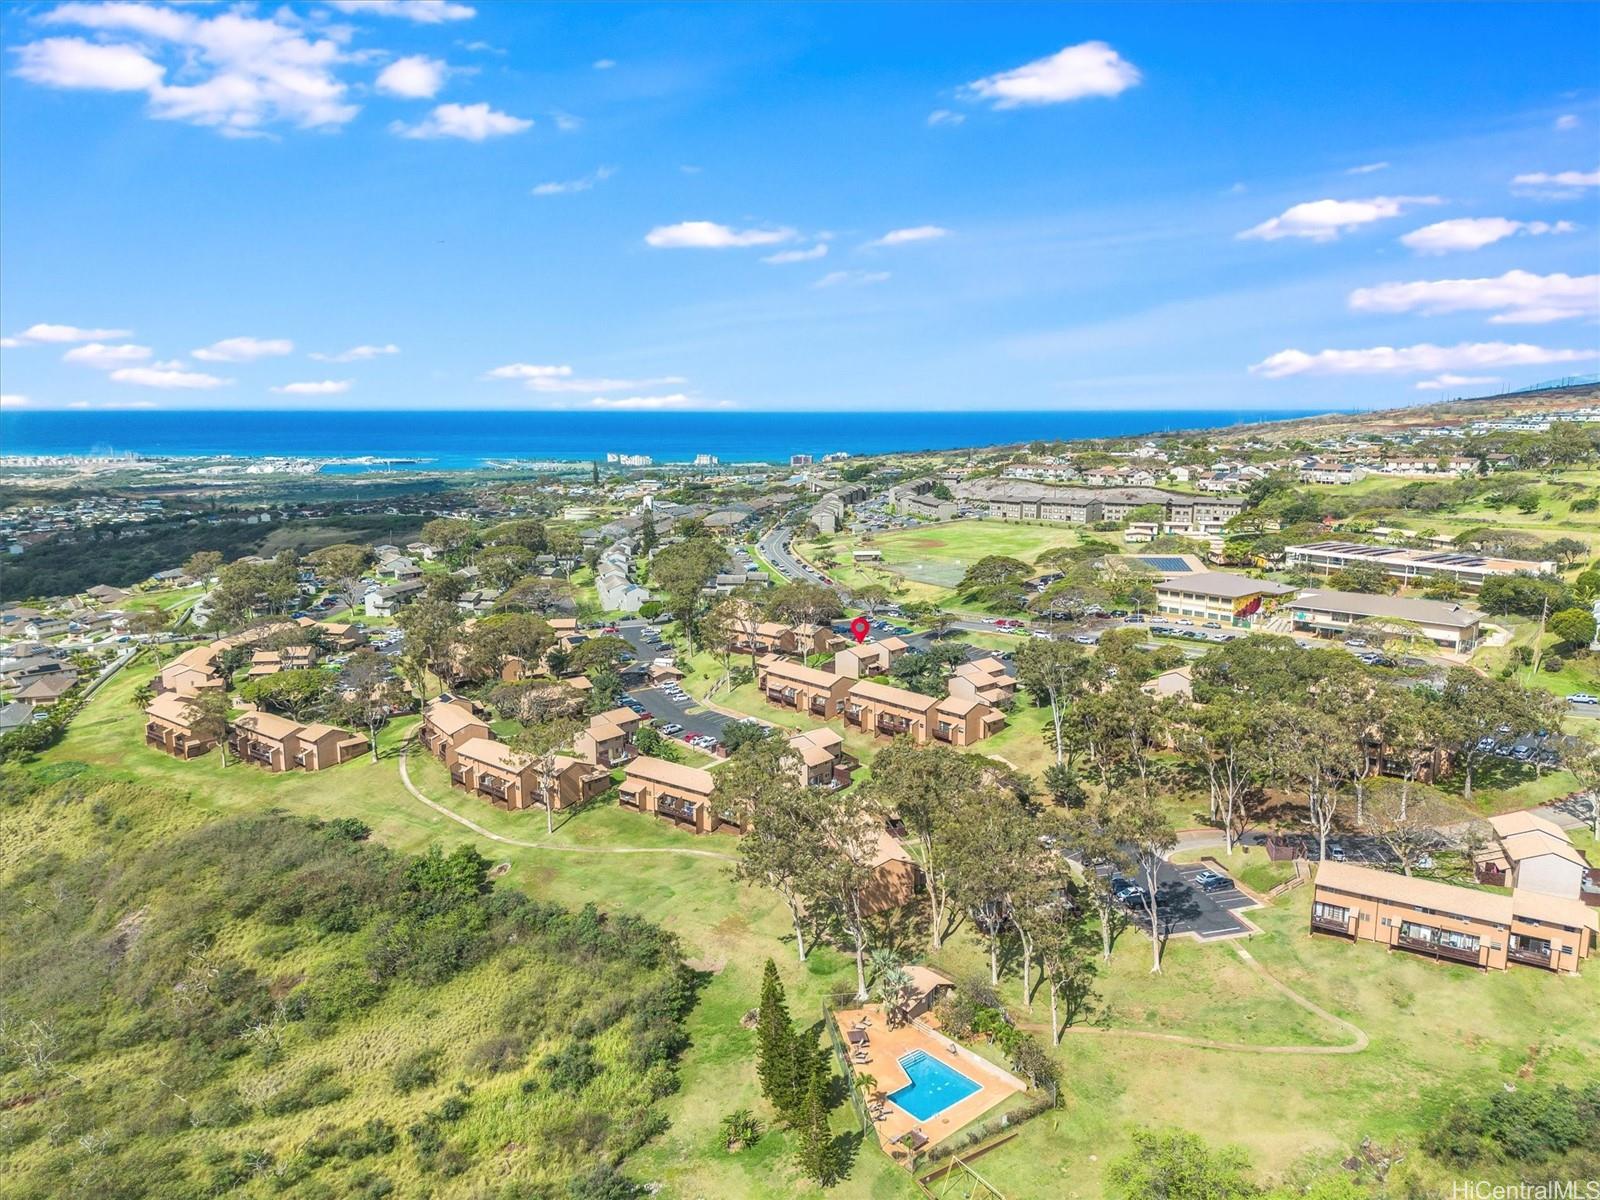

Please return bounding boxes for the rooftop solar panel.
[1138,556,1192,572]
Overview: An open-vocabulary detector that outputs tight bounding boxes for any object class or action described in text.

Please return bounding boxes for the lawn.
[1171,844,1298,894]
[37,653,1600,1200]
[1470,615,1600,702]
[818,520,1090,600]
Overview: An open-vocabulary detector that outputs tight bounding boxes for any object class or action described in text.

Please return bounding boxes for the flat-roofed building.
[1154,572,1296,628]
[845,679,940,743]
[143,692,217,759]
[451,736,609,812]
[1290,590,1483,651]
[619,756,726,834]
[787,727,855,789]
[932,694,1006,746]
[756,655,853,718]
[420,697,493,768]
[958,480,1245,531]
[1286,540,1553,592]
[1310,861,1595,975]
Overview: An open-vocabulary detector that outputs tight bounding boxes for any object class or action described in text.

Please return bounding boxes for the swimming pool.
[887,1049,982,1121]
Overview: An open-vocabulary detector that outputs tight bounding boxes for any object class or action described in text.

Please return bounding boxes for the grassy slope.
[30,656,1600,1198]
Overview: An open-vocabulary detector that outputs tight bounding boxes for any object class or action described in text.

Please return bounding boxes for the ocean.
[0,408,1342,468]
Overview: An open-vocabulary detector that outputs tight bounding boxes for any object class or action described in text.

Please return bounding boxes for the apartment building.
[143,692,217,759]
[787,727,855,789]
[1310,862,1594,975]
[155,645,226,696]
[449,736,609,812]
[959,481,1245,531]
[834,636,911,679]
[1285,541,1553,592]
[1479,812,1592,900]
[756,655,854,718]
[932,694,1006,746]
[619,756,728,834]
[861,829,923,915]
[845,679,940,744]
[229,711,366,773]
[947,657,1015,706]
[419,696,494,768]
[1289,590,1484,652]
[574,708,644,768]
[1154,572,1296,628]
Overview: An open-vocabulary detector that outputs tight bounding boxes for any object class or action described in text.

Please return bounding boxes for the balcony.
[146,728,170,750]
[655,793,700,828]
[844,707,865,728]
[765,688,799,709]
[1397,931,1482,966]
[1507,938,1554,968]
[1310,910,1352,936]
[933,724,955,743]
[875,716,911,738]
[619,784,643,809]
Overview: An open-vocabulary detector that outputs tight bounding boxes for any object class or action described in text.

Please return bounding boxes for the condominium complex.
[1285,541,1554,591]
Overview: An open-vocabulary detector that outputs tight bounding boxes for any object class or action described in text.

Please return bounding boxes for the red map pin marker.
[850,616,871,644]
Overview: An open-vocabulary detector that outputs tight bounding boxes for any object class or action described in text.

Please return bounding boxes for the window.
[1313,901,1349,923]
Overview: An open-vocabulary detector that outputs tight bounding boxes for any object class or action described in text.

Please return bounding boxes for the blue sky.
[0,1,1596,413]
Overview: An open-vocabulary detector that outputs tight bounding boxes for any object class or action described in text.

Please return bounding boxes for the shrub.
[466,1033,526,1076]
[390,1048,441,1094]
[1424,1081,1600,1165]
[541,1041,600,1094]
[261,1066,350,1117]
[719,1108,761,1152]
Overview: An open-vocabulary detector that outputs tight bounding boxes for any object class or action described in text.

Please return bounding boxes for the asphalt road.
[612,618,746,745]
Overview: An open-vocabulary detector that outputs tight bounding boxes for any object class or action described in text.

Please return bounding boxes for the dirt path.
[1052,943,1369,1056]
[396,741,737,861]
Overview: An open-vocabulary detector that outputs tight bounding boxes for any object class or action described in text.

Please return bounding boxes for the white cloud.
[814,270,890,289]
[392,102,531,140]
[12,37,164,91]
[311,343,400,362]
[1415,374,1499,391]
[2,322,133,345]
[1250,341,1594,379]
[0,394,30,408]
[327,1,476,23]
[531,166,616,196]
[644,221,796,249]
[1239,195,1442,242]
[1399,217,1576,254]
[1348,270,1598,325]
[870,225,950,247]
[1511,168,1600,196]
[552,111,582,132]
[483,363,687,393]
[271,380,353,395]
[192,336,294,362]
[61,342,153,370]
[376,55,447,99]
[762,243,829,265]
[32,3,361,135]
[1554,114,1580,131]
[593,58,616,70]
[962,41,1140,108]
[150,359,186,370]
[584,394,704,410]
[1345,161,1390,175]
[927,109,965,127]
[110,366,231,389]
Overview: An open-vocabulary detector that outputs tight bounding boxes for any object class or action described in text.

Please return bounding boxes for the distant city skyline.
[1,1,1596,413]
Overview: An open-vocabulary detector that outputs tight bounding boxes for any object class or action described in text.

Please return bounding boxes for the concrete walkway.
[396,740,737,861]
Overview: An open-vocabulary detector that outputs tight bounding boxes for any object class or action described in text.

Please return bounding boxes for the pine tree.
[641,508,658,553]
[755,959,797,1117]
[591,460,600,486]
[796,1064,835,1186]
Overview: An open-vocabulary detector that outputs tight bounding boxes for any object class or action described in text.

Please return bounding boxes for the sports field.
[824,520,1089,595]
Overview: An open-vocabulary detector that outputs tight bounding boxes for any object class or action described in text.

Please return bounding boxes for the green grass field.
[823,520,1090,595]
[23,652,1600,1198]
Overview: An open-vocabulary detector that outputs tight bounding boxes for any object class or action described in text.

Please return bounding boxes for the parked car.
[1570,693,1598,705]
[1327,843,1346,862]
[660,722,684,735]
[1192,870,1232,892]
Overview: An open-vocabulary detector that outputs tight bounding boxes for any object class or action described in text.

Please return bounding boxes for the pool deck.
[832,1004,1024,1160]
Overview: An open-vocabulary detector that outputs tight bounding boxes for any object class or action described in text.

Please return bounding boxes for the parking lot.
[1092,857,1260,942]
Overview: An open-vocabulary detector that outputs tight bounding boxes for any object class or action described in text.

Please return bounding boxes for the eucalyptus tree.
[510,716,585,835]
[1013,638,1097,768]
